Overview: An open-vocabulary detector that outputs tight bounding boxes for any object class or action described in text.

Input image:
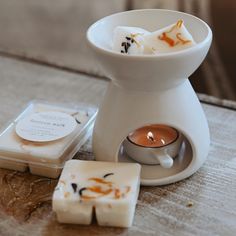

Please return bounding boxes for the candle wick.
[149,137,154,141]
[149,136,154,142]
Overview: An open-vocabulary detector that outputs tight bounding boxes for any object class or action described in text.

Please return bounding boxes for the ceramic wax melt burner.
[87,9,212,186]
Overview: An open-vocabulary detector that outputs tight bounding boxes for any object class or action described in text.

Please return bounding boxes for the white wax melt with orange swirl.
[53,160,141,227]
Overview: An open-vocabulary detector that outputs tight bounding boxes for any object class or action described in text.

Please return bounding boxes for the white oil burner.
[87,9,212,186]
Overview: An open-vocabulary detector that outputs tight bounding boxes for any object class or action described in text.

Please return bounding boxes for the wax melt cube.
[112,26,149,55]
[143,20,196,54]
[53,160,141,227]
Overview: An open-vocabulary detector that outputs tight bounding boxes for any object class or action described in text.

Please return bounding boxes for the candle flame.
[147,131,155,142]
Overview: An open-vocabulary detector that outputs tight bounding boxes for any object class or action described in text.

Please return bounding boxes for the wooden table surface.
[0,53,235,236]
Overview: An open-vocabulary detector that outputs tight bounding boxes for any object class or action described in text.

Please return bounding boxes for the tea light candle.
[124,124,182,168]
[127,125,178,148]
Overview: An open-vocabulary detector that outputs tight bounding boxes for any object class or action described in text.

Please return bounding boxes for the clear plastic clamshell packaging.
[0,100,97,178]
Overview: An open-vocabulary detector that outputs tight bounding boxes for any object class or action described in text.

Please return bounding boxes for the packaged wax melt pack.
[0,100,97,178]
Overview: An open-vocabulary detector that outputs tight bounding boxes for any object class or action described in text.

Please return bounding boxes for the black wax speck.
[71,183,77,193]
[75,118,81,124]
[121,40,131,54]
[126,36,131,41]
[103,173,114,178]
[131,39,134,43]
[124,44,128,53]
[79,187,87,196]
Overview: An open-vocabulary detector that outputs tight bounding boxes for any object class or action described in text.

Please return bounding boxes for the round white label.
[15,111,77,142]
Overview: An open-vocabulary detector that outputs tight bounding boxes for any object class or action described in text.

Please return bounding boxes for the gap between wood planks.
[0,49,235,112]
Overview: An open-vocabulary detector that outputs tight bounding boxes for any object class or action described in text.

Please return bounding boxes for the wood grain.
[0,56,107,127]
[0,56,235,236]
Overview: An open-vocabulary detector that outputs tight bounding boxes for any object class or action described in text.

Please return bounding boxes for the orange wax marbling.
[127,125,178,148]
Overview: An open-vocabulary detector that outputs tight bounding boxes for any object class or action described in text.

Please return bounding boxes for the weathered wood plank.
[0,56,235,236]
[0,56,107,127]
[198,93,236,110]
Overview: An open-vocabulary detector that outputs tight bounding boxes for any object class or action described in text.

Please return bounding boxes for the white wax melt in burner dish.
[123,125,183,168]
